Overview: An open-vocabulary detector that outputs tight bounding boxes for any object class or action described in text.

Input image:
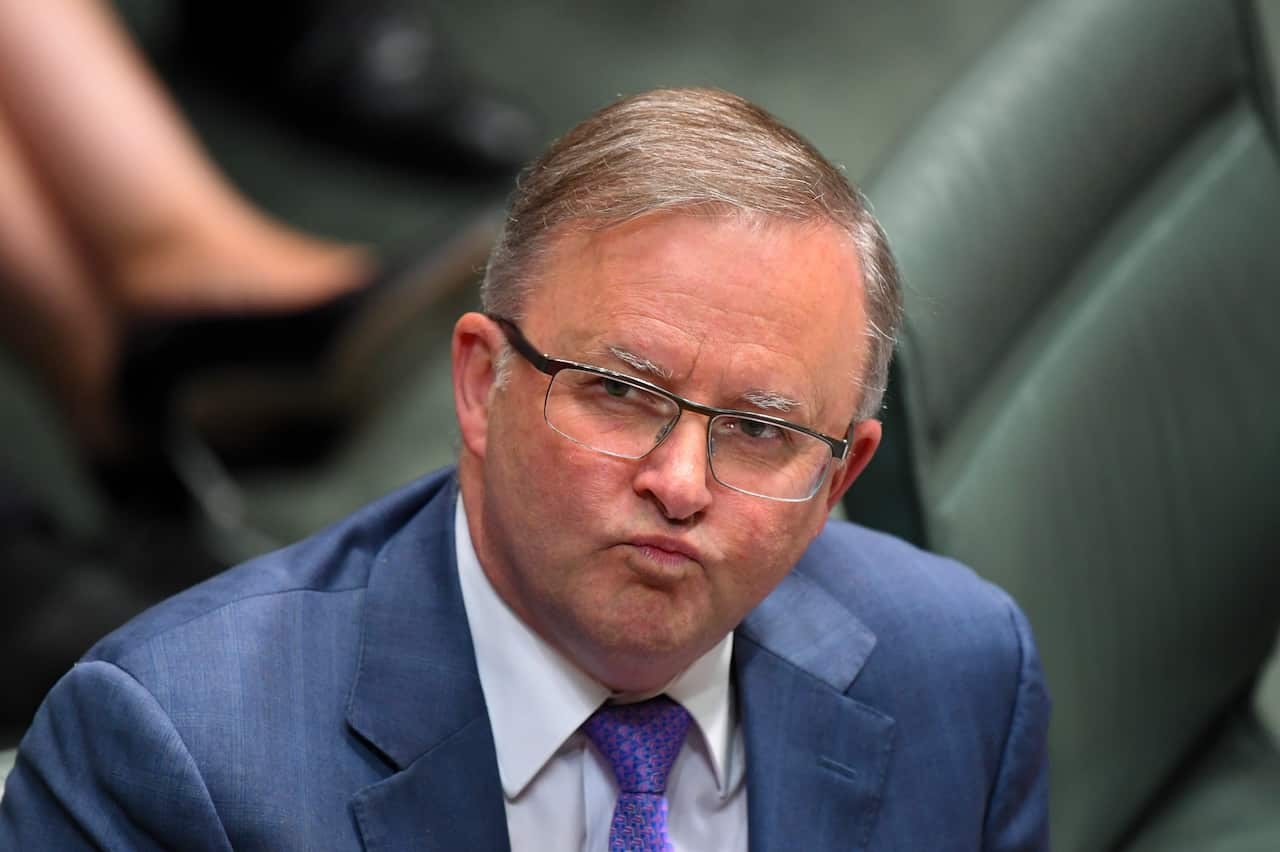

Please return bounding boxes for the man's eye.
[601,379,632,398]
[737,419,780,440]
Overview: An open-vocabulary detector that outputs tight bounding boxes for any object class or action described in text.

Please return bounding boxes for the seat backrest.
[850,0,1280,848]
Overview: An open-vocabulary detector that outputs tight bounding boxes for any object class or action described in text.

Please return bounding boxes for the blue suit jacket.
[0,468,1049,850]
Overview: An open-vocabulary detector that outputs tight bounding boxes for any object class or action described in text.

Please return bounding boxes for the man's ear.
[821,418,883,518]
[452,312,504,459]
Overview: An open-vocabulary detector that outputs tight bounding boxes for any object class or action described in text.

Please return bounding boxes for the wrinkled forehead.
[519,212,868,419]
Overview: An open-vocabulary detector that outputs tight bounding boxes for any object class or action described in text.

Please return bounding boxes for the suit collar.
[345,472,510,850]
[735,562,895,851]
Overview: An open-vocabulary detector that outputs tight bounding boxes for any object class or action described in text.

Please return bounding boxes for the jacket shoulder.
[84,468,456,667]
[796,519,1043,728]
[800,519,1024,638]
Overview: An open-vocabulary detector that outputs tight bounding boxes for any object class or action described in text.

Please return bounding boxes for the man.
[0,88,1049,850]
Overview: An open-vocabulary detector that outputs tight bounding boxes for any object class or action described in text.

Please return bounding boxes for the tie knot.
[583,695,693,794]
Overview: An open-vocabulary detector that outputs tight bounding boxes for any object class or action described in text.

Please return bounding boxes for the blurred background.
[0,0,1024,541]
[2,1,1278,849]
[114,0,1024,541]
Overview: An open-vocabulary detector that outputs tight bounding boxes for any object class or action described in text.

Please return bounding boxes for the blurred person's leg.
[0,109,118,451]
[0,0,370,449]
[0,0,369,315]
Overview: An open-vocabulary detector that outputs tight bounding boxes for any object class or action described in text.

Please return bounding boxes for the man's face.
[454,211,880,692]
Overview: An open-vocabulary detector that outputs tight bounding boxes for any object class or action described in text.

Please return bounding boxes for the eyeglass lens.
[543,368,830,501]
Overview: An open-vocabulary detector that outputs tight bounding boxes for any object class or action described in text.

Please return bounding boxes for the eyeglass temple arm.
[489,315,557,375]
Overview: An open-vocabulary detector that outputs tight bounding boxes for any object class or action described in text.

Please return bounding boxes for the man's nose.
[631,416,713,521]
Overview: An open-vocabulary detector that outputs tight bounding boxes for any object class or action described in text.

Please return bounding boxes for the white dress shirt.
[455,498,749,851]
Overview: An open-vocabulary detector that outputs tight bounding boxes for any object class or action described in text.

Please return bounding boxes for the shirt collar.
[454,496,736,799]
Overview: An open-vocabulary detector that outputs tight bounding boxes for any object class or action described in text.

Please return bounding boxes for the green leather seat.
[845,0,1280,848]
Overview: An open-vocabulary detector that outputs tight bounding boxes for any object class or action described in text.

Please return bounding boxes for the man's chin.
[566,599,718,688]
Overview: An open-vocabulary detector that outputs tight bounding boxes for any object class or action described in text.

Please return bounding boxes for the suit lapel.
[736,566,895,852]
[345,474,510,851]
[351,718,509,852]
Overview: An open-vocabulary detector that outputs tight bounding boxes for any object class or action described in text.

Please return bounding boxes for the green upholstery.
[847,0,1280,849]
[1128,709,1280,852]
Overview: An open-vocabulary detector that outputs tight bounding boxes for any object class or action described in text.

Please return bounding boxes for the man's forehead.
[521,212,867,412]
[530,213,860,306]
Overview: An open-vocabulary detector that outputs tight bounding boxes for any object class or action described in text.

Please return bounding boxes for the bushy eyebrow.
[589,344,805,414]
[741,389,804,412]
[598,345,674,380]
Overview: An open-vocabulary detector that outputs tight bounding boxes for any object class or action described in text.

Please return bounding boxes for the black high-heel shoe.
[177,0,541,177]
[117,215,499,466]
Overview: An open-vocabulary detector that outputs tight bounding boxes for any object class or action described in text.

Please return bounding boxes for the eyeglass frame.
[488,314,852,501]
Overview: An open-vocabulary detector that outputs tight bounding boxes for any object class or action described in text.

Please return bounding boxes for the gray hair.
[482,87,902,421]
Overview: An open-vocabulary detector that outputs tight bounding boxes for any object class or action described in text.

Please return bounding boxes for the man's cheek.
[561,453,633,503]
[723,509,783,551]
[726,513,808,578]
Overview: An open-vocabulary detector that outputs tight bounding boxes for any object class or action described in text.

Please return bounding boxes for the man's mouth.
[625,535,703,568]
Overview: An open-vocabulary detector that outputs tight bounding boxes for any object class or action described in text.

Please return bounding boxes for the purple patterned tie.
[583,695,693,852]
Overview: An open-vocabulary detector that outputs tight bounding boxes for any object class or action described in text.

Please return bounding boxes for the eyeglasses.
[490,315,850,502]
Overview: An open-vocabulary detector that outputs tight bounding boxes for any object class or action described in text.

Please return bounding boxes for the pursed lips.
[625,535,705,570]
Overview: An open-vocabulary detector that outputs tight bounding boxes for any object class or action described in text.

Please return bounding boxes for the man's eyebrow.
[590,345,673,380]
[740,389,804,413]
[586,345,803,412]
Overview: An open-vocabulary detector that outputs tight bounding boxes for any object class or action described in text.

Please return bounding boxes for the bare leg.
[0,0,369,315]
[0,0,377,451]
[0,109,120,451]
